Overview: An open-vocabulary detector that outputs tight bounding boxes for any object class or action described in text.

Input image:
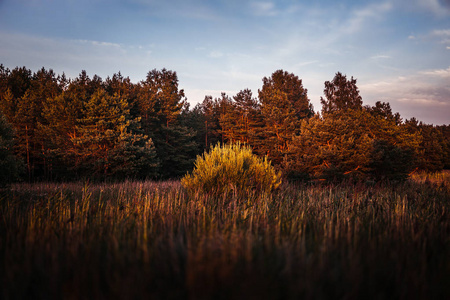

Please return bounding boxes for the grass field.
[1,173,449,299]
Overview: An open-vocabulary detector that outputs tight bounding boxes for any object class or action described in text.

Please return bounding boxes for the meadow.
[1,172,449,299]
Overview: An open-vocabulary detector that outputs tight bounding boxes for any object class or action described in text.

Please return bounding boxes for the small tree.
[182,143,281,199]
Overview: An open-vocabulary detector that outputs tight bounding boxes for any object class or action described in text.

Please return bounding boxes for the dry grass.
[1,176,449,299]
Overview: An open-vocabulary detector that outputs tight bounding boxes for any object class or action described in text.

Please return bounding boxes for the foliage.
[0,112,23,185]
[0,66,65,179]
[320,71,363,113]
[38,88,85,179]
[219,89,264,153]
[368,139,415,181]
[138,69,197,178]
[285,110,372,181]
[153,124,197,178]
[259,70,314,164]
[71,89,158,179]
[284,73,422,182]
[438,125,450,169]
[188,95,224,153]
[285,109,420,182]
[138,68,186,128]
[365,101,402,125]
[404,118,447,172]
[181,143,281,199]
[0,65,448,181]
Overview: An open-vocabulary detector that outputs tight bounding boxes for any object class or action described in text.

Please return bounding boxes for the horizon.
[1,0,449,125]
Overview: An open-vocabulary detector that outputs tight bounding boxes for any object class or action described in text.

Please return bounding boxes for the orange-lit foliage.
[285,109,420,181]
[0,64,449,181]
[182,143,281,199]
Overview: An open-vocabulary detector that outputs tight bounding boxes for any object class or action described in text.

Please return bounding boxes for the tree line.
[0,65,449,183]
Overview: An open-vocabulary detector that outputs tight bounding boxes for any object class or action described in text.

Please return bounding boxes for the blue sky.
[1,0,449,124]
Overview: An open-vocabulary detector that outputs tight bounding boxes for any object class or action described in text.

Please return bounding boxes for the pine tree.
[286,74,419,182]
[181,96,226,157]
[216,93,234,144]
[403,119,446,172]
[219,89,264,153]
[0,89,16,123]
[38,90,84,179]
[139,69,185,129]
[282,73,422,181]
[259,70,313,164]
[437,124,450,169]
[286,109,420,182]
[0,64,10,97]
[179,102,206,155]
[14,90,42,179]
[105,72,139,117]
[6,66,32,99]
[320,72,363,114]
[138,69,197,178]
[200,95,223,149]
[67,71,103,103]
[368,139,416,181]
[155,124,198,178]
[72,88,158,179]
[0,112,23,185]
[366,101,402,125]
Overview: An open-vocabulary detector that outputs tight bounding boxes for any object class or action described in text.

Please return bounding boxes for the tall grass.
[1,177,449,299]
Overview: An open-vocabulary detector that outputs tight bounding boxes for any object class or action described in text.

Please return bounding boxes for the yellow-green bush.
[181,143,281,198]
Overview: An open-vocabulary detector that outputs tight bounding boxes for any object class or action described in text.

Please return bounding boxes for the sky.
[0,0,449,125]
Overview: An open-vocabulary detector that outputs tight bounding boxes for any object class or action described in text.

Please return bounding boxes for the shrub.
[181,143,281,199]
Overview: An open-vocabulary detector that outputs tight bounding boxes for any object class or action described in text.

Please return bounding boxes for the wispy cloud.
[0,31,156,81]
[432,28,450,45]
[359,68,450,124]
[343,2,393,34]
[77,39,123,49]
[128,0,219,20]
[294,60,319,67]
[393,0,450,16]
[403,28,450,49]
[432,29,450,36]
[208,51,224,58]
[421,66,450,77]
[417,0,450,16]
[1,0,448,124]
[371,55,392,59]
[250,1,278,16]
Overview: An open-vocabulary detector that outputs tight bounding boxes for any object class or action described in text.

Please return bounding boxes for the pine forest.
[1,65,449,184]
